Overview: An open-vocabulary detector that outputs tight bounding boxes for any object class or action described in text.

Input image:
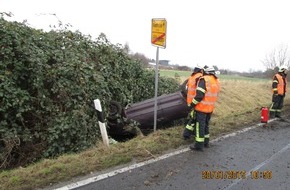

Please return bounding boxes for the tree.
[130,52,150,67]
[262,44,290,70]
[123,42,130,54]
[213,65,219,71]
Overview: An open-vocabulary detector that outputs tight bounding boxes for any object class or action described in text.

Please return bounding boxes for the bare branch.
[262,44,290,70]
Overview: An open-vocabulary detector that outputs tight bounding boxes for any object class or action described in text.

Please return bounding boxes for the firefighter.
[188,66,220,151]
[183,66,204,139]
[269,65,288,119]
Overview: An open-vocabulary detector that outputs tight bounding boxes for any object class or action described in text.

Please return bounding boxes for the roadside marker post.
[151,18,167,132]
[94,99,109,148]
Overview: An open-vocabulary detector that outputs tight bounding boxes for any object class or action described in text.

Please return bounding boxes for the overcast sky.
[1,0,290,72]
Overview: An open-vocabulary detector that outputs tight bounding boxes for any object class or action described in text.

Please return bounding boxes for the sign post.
[151,18,167,132]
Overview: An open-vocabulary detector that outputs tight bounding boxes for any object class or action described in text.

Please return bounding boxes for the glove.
[187,102,196,110]
[187,104,191,111]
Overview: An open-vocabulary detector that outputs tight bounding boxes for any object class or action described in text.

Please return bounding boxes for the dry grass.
[0,78,289,190]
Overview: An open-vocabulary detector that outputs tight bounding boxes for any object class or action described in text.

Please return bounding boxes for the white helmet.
[204,66,216,75]
[278,65,288,73]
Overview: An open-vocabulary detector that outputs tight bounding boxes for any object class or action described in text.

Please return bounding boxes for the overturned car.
[106,81,189,139]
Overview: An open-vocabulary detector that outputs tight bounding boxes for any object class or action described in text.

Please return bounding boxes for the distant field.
[160,70,192,78]
[159,69,270,83]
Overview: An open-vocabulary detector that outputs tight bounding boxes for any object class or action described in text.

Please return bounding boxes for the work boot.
[189,142,204,151]
[204,138,210,148]
[183,128,193,140]
[275,114,286,121]
[269,111,275,119]
[277,116,286,122]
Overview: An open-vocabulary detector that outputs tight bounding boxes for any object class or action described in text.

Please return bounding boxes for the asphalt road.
[56,116,290,190]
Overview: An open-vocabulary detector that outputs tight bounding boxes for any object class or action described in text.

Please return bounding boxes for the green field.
[159,69,269,82]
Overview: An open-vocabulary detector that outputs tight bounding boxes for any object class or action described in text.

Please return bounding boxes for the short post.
[94,99,109,148]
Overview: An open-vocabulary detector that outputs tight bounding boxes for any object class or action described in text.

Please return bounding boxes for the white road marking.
[55,119,277,190]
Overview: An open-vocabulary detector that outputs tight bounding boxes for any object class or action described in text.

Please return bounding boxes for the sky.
[1,0,290,72]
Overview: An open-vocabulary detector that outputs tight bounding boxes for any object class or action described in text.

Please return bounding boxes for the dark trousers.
[269,95,284,118]
[195,111,212,147]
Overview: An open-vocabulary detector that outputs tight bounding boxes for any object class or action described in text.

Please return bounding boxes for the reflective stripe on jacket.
[186,73,203,104]
[195,75,220,113]
[273,73,287,95]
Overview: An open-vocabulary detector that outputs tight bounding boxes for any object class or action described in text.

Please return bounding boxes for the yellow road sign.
[151,18,167,48]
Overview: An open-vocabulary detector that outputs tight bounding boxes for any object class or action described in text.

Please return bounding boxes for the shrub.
[0,16,179,169]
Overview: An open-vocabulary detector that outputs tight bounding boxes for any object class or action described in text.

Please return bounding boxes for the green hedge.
[0,16,179,169]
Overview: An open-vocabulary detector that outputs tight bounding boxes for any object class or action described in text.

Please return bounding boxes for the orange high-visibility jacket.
[195,75,220,113]
[186,73,203,104]
[273,74,287,95]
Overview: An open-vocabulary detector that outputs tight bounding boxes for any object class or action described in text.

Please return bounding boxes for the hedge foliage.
[0,16,179,169]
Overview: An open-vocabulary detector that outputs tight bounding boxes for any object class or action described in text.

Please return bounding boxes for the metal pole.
[154,47,159,132]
